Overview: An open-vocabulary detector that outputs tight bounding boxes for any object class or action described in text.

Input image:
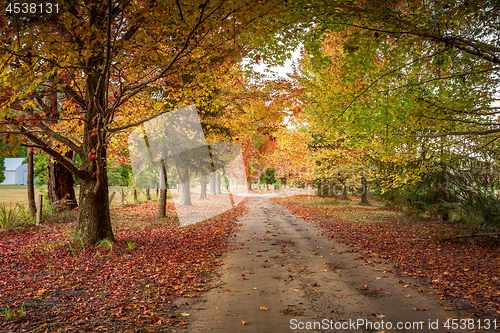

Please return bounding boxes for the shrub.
[0,203,34,231]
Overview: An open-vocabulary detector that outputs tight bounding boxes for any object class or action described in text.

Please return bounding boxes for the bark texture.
[359,176,371,206]
[158,161,167,216]
[77,177,114,244]
[215,170,221,194]
[209,172,216,196]
[27,148,36,216]
[158,189,167,217]
[200,174,207,199]
[47,151,77,210]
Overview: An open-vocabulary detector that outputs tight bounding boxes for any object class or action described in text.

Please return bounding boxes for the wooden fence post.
[109,191,116,204]
[120,188,124,205]
[36,195,43,225]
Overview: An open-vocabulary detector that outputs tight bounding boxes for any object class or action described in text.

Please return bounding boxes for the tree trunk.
[44,76,77,211]
[47,151,77,210]
[359,176,371,206]
[209,172,216,196]
[27,148,36,216]
[215,170,221,194]
[341,185,349,200]
[158,160,167,216]
[258,177,261,190]
[247,181,252,190]
[158,189,167,217]
[76,177,114,244]
[177,163,191,206]
[199,174,207,199]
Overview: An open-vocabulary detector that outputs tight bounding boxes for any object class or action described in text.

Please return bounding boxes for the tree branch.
[415,128,500,138]
[17,126,86,179]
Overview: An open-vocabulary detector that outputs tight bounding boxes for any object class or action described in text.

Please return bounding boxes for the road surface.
[182,197,498,332]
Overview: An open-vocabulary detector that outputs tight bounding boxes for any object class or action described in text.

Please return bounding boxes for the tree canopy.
[0,0,293,243]
[1,0,499,240]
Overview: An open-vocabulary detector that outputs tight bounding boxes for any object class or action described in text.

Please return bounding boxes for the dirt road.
[184,197,498,332]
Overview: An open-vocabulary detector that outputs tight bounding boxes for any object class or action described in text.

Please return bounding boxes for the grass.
[0,203,35,231]
[97,237,113,251]
[1,304,24,321]
[0,185,43,208]
[0,185,173,210]
[2,306,12,321]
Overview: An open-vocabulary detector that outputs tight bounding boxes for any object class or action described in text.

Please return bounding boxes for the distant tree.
[0,155,5,184]
[107,164,133,187]
[33,153,48,186]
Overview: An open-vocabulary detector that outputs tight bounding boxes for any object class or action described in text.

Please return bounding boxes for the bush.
[0,203,34,231]
[376,157,500,230]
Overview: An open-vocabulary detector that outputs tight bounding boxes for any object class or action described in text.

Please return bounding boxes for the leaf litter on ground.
[274,195,500,315]
[0,200,246,332]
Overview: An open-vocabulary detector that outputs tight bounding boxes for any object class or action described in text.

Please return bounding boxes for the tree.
[1,0,288,244]
[27,148,36,215]
[297,0,499,154]
[47,152,77,210]
[33,152,48,185]
[0,155,5,184]
[291,0,500,221]
[260,128,315,187]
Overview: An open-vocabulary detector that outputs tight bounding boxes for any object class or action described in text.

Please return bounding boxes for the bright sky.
[250,45,303,79]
